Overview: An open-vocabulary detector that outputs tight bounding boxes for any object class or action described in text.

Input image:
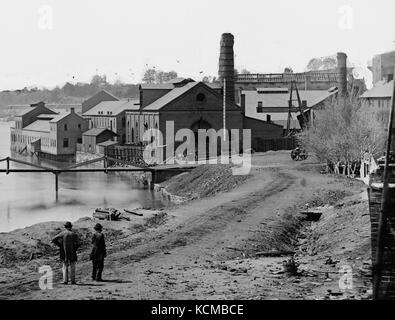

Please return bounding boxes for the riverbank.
[0,151,372,299]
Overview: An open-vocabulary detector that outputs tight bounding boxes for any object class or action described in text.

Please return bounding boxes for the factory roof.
[97,140,119,147]
[360,80,393,98]
[243,88,337,110]
[23,120,51,132]
[143,82,200,110]
[83,100,139,116]
[83,128,119,137]
[242,88,337,129]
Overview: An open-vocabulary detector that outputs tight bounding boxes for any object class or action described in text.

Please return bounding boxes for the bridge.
[0,156,194,199]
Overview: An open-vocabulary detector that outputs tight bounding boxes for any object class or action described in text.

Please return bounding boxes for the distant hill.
[0,82,140,120]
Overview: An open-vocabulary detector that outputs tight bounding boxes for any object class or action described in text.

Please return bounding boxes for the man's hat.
[94,223,103,231]
[64,221,73,229]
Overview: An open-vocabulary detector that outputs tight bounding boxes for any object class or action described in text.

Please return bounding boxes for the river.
[0,121,166,232]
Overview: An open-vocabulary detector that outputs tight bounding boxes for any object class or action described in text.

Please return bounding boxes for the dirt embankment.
[0,151,372,300]
[160,164,250,200]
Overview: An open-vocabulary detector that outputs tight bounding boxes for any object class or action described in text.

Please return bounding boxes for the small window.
[78,123,81,129]
[266,114,271,122]
[196,93,206,102]
[64,124,68,131]
[257,102,263,113]
[63,138,69,148]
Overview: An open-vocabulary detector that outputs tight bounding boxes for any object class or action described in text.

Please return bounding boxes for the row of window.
[63,123,82,131]
[125,119,158,143]
[97,111,113,115]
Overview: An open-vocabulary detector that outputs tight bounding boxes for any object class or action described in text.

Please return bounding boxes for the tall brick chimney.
[337,52,348,97]
[218,33,235,102]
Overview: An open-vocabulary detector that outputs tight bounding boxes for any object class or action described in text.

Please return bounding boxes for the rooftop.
[23,120,51,132]
[243,88,337,110]
[97,140,119,147]
[83,100,139,116]
[83,128,118,137]
[243,88,337,129]
[143,82,200,110]
[360,80,393,99]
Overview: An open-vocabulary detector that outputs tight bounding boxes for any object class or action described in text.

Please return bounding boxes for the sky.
[0,0,394,90]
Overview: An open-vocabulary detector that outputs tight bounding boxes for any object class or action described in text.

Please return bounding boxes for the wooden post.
[54,172,59,201]
[373,65,395,299]
[6,157,9,175]
[104,156,108,174]
[150,171,156,190]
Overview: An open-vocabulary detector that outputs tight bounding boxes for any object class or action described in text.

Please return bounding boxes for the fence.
[252,136,297,153]
[105,145,147,167]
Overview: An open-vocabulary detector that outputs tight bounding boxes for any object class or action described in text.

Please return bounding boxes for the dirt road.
[0,151,371,299]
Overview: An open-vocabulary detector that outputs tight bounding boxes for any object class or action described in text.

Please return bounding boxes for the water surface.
[0,121,165,232]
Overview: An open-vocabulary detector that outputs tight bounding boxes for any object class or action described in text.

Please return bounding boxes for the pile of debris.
[93,208,143,221]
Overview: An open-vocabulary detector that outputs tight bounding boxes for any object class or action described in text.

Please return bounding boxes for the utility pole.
[223,78,226,142]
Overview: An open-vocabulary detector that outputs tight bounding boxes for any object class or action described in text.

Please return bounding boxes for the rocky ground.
[0,151,372,300]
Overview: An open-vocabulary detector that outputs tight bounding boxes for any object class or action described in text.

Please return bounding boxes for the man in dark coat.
[90,223,106,281]
[52,221,80,284]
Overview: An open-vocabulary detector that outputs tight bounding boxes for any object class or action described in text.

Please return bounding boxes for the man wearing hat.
[90,223,107,281]
[52,221,80,284]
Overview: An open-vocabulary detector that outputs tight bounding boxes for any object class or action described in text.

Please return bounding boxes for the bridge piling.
[54,171,60,201]
[150,171,156,190]
[104,156,108,174]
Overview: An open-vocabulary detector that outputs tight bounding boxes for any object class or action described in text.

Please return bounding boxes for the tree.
[240,68,251,74]
[306,56,337,71]
[90,74,108,86]
[298,94,386,176]
[142,68,156,84]
[155,70,178,84]
[142,68,178,84]
[284,67,293,73]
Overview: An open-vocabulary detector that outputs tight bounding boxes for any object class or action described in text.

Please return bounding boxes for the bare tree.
[142,68,178,84]
[298,94,386,176]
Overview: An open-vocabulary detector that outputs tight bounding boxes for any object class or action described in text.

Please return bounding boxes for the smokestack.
[219,33,235,102]
[337,52,347,97]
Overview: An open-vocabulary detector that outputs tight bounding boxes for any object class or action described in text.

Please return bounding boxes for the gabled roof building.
[10,104,88,161]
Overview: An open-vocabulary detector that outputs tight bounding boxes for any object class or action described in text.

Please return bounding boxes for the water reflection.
[0,121,166,232]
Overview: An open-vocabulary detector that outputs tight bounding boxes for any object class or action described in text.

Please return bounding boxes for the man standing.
[90,223,106,281]
[52,221,80,285]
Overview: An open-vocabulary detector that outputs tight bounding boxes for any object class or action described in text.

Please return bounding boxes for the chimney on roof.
[70,107,75,114]
[218,33,235,103]
[337,52,348,97]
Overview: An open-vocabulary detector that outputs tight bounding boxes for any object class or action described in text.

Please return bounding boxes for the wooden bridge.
[0,156,194,199]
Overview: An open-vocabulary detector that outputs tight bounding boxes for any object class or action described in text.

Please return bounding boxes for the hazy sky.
[0,0,394,90]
